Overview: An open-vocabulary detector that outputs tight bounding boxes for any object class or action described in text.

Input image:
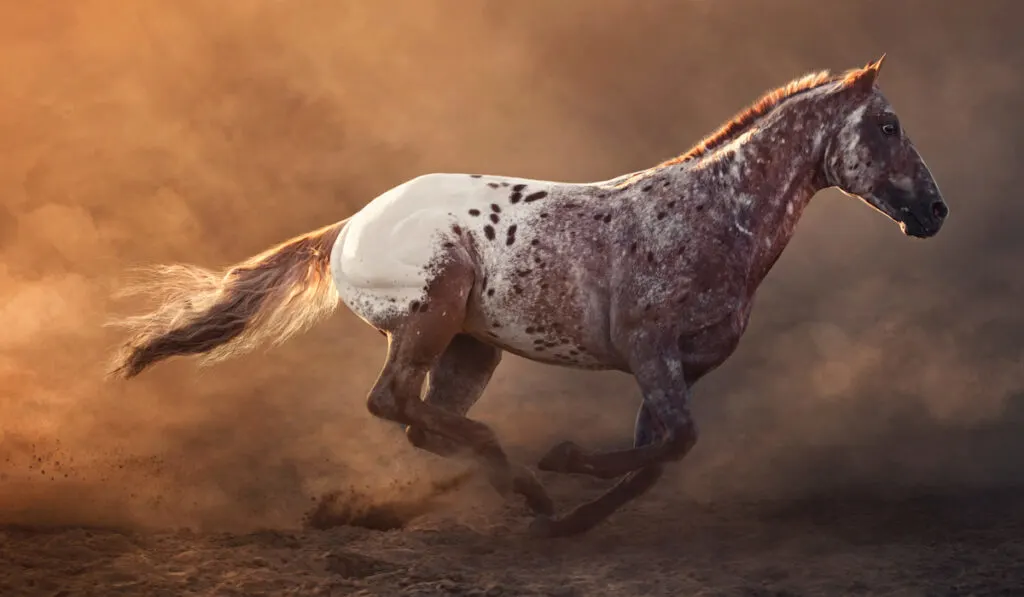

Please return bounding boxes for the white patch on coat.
[331,172,556,328]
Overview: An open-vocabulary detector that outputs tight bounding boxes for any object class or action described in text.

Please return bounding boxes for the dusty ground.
[3,472,1023,597]
[2,2,1023,596]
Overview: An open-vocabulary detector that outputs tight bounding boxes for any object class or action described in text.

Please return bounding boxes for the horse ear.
[869,53,886,73]
[845,54,886,94]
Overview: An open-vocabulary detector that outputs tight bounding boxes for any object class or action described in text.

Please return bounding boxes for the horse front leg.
[531,336,698,536]
[538,344,698,480]
[530,403,668,537]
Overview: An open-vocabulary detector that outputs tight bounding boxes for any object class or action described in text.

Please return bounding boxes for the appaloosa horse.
[110,56,948,537]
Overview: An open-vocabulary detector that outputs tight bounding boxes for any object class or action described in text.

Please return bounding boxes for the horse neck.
[690,98,835,286]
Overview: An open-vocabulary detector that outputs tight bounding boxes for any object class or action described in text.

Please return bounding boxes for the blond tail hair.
[108,219,348,379]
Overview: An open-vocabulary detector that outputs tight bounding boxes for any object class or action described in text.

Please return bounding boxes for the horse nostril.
[931,201,948,220]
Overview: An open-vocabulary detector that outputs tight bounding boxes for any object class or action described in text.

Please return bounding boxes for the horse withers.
[110,56,947,537]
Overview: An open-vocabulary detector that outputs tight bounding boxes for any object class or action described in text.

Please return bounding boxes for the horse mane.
[610,66,870,188]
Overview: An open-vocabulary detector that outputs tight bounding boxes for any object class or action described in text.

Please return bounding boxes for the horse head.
[823,56,948,238]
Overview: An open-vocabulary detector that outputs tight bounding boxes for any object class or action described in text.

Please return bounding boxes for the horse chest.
[674,298,754,379]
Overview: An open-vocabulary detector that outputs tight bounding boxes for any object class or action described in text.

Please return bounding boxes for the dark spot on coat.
[481,275,488,291]
[487,288,495,297]
[469,209,481,216]
[603,214,612,223]
[484,225,496,240]
[523,191,548,203]
[629,242,638,253]
[442,242,455,249]
[509,192,522,203]
[513,285,523,294]
[487,182,500,189]
[491,204,501,213]
[656,212,666,220]
[530,239,540,246]
[489,213,500,224]
[452,225,462,235]
[539,212,549,219]
[647,252,655,263]
[696,204,705,212]
[501,182,510,187]
[593,214,604,221]
[663,181,670,187]
[667,201,676,208]
[505,224,518,246]
[512,184,527,192]
[642,184,653,192]
[525,326,536,334]
[470,174,482,178]
[410,301,421,312]
[517,269,531,276]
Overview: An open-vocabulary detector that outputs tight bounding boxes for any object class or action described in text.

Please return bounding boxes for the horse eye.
[881,122,899,136]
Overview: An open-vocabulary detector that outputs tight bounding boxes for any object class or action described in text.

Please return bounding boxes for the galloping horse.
[110,56,948,537]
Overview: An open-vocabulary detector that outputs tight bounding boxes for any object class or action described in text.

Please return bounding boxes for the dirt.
[2,473,1023,597]
[2,1,1022,596]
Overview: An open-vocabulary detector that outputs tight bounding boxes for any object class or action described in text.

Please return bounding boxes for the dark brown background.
[1,0,1021,532]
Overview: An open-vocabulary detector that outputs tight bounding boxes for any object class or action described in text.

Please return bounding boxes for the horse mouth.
[900,212,940,239]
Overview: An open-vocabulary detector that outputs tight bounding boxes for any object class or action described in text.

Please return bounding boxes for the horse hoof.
[528,514,557,538]
[519,481,555,517]
[537,440,584,473]
[511,465,554,516]
[485,468,514,498]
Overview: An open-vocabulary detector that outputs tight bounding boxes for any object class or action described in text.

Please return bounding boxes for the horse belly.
[464,254,619,370]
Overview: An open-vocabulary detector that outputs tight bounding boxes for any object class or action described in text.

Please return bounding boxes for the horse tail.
[107,219,348,379]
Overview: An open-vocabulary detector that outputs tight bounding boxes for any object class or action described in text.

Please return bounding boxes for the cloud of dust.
[1,0,1022,532]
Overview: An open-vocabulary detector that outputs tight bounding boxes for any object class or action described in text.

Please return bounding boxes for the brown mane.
[612,66,871,188]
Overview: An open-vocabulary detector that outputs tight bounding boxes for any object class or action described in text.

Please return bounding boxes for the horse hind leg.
[405,334,502,457]
[364,263,552,516]
[405,334,551,515]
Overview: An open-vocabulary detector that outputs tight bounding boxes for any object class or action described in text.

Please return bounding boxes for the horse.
[109,55,948,538]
